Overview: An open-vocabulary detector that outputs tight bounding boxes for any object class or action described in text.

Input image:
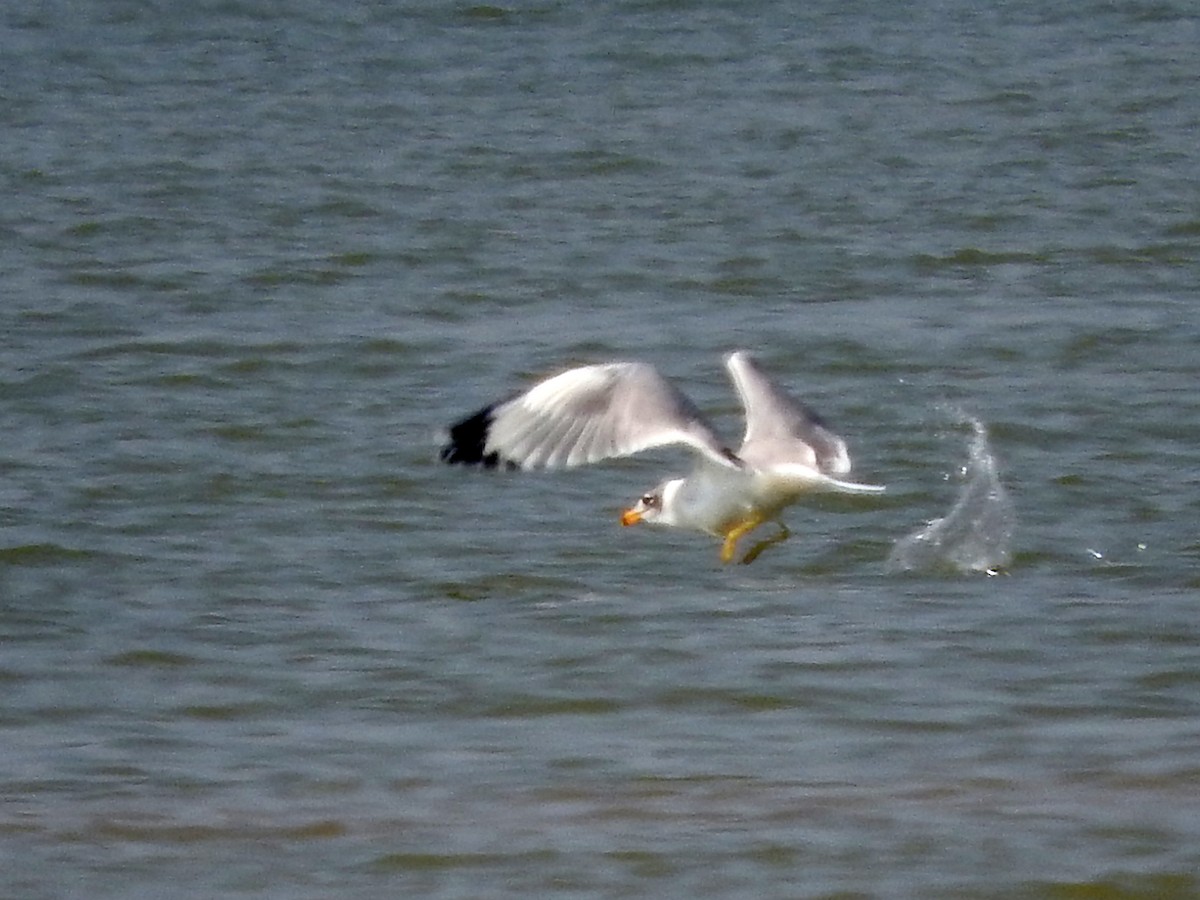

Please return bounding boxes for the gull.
[439,351,884,564]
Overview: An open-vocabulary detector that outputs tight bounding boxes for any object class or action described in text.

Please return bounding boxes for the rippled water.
[3,1,1199,897]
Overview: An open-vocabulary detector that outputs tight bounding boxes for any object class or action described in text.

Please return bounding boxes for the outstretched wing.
[440,362,741,471]
[725,351,853,475]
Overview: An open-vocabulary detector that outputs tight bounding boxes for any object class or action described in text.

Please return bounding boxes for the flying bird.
[439,351,884,564]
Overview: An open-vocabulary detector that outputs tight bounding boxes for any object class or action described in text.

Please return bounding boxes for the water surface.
[2,1,1199,897]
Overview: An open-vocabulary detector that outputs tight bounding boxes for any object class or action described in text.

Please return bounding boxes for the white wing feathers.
[483,362,740,471]
[724,351,853,476]
[440,353,882,496]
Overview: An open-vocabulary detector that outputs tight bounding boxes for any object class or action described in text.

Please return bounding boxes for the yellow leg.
[740,522,791,565]
[720,516,764,564]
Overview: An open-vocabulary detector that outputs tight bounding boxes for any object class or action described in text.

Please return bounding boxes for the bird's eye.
[641,493,658,508]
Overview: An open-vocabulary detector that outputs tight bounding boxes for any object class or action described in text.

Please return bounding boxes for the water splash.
[887,414,1015,575]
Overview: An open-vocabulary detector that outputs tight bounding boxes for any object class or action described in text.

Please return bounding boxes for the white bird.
[439,351,884,564]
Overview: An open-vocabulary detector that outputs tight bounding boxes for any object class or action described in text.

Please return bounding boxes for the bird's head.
[620,478,684,528]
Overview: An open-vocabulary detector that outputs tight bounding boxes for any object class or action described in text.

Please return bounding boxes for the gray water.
[3,1,1199,897]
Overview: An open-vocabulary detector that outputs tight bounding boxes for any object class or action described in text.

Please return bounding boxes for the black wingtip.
[439,403,512,469]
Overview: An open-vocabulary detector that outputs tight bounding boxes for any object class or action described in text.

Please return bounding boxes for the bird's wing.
[724,351,852,475]
[441,361,741,471]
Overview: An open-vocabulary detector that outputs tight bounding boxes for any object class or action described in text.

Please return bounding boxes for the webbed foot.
[739,522,791,565]
[720,516,764,564]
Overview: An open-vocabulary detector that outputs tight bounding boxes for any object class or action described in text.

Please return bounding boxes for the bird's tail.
[821,477,886,494]
[769,464,886,495]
